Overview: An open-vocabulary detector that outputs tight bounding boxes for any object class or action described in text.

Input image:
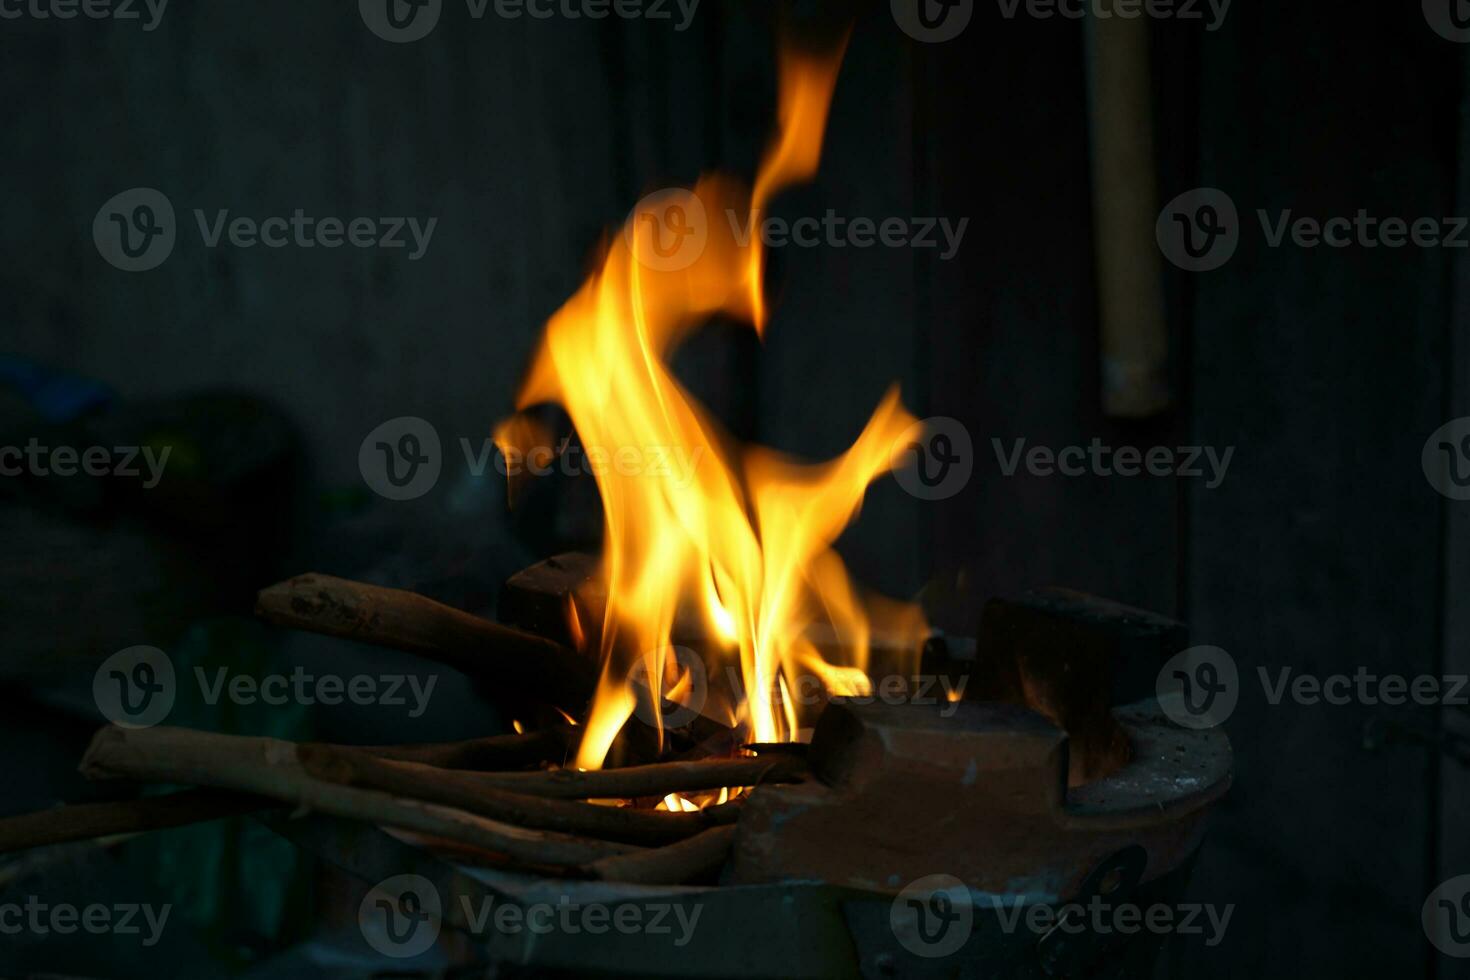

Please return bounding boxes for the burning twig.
[255,574,597,716]
[257,572,745,764]
[584,825,737,885]
[80,726,641,868]
[0,789,267,855]
[394,755,808,801]
[299,745,738,846]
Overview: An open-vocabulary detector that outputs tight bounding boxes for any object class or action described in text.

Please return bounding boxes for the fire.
[496,36,927,770]
[658,787,732,813]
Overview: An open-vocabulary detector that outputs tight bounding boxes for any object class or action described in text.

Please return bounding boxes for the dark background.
[2,0,1467,976]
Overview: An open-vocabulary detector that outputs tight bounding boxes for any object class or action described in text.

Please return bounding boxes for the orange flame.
[496,36,926,770]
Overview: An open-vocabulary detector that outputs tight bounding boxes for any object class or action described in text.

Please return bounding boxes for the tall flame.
[496,37,925,769]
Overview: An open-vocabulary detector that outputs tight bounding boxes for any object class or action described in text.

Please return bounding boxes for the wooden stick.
[257,572,741,764]
[0,789,267,855]
[299,745,737,846]
[585,825,737,884]
[255,574,597,714]
[362,755,806,801]
[1086,0,1170,418]
[347,727,576,771]
[79,726,640,868]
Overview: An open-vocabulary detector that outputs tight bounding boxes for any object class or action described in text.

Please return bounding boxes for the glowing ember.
[496,35,928,771]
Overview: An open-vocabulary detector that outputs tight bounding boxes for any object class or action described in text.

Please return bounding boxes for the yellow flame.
[658,786,736,812]
[796,646,872,698]
[746,38,850,330]
[496,37,926,770]
[660,793,700,813]
[566,596,587,651]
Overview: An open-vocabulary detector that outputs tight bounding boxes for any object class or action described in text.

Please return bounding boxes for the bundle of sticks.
[0,573,803,885]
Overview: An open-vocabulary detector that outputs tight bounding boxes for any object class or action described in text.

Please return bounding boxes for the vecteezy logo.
[1423,417,1470,500]
[361,0,441,41]
[891,416,974,500]
[1424,875,1470,957]
[624,188,708,272]
[1157,645,1238,729]
[359,874,442,959]
[891,874,974,959]
[93,188,176,272]
[360,0,442,42]
[93,646,176,728]
[891,0,973,42]
[629,645,709,730]
[359,417,442,500]
[1156,188,1239,272]
[1425,0,1470,42]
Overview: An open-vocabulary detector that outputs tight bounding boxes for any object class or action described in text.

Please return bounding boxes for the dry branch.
[257,572,751,766]
[347,727,576,771]
[300,745,737,846]
[80,726,639,868]
[255,574,597,714]
[373,755,807,801]
[0,789,266,855]
[585,825,737,884]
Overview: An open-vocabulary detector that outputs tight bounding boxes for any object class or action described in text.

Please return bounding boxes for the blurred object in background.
[0,366,300,689]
